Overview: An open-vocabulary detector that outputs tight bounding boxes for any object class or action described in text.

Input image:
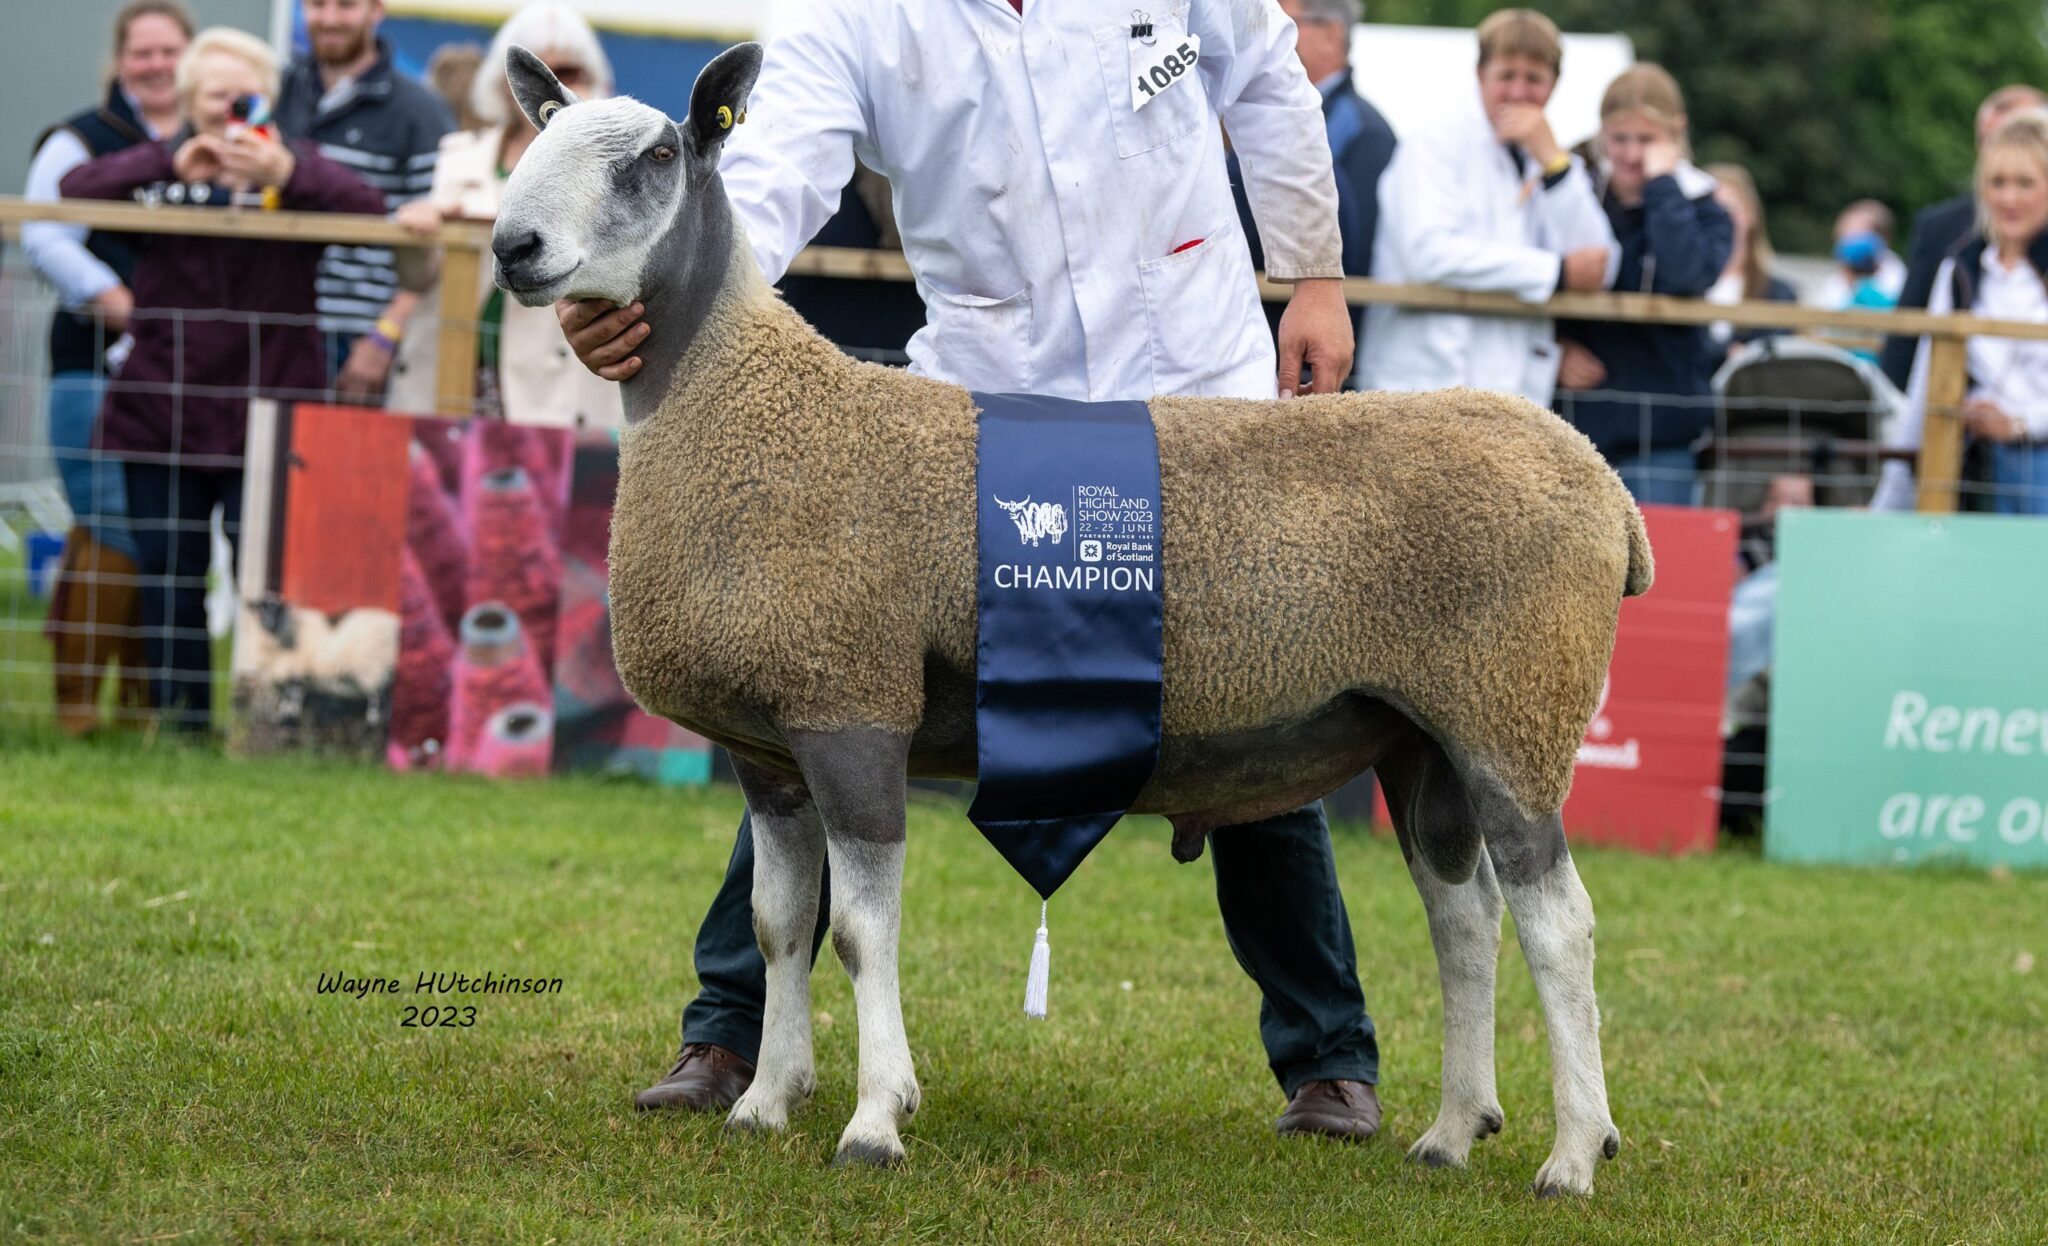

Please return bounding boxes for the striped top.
[277,41,454,337]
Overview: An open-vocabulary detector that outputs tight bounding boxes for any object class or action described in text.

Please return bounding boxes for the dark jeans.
[123,462,242,732]
[682,801,1379,1096]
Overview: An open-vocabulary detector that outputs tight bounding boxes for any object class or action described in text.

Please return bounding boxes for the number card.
[1131,36,1201,112]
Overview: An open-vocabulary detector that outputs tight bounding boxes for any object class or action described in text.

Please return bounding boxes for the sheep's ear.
[507,44,581,133]
[685,42,764,162]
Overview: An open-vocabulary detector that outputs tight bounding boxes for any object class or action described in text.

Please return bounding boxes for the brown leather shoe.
[1276,1079,1381,1142]
[633,1043,755,1112]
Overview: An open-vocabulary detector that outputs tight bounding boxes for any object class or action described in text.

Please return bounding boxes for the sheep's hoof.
[1408,1144,1465,1169]
[723,1110,785,1136]
[1530,1129,1615,1197]
[831,1138,905,1169]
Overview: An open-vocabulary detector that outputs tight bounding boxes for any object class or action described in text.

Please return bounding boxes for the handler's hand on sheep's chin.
[1275,278,1355,398]
[558,298,650,382]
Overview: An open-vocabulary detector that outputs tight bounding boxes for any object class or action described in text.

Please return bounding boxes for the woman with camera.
[60,27,385,733]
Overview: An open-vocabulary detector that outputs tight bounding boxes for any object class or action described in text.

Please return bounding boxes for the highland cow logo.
[992,495,1069,547]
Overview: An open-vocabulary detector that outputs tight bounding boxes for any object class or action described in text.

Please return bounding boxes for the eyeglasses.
[548,63,589,85]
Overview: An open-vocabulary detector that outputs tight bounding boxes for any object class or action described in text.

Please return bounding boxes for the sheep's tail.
[1622,500,1655,597]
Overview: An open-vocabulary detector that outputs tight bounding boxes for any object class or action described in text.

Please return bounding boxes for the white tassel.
[1022,900,1050,1019]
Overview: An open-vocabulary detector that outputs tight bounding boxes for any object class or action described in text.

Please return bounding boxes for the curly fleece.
[608,276,1652,818]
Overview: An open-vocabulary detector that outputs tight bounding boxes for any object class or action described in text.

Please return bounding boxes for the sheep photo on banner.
[230,401,712,784]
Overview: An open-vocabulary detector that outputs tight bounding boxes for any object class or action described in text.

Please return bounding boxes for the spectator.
[1883,109,2048,516]
[1816,199,1905,313]
[22,0,191,734]
[276,0,454,405]
[426,42,487,133]
[1359,8,1615,407]
[389,2,622,427]
[61,28,387,732]
[1880,85,2048,389]
[1702,162,1797,358]
[1555,64,1733,506]
[1230,0,1396,378]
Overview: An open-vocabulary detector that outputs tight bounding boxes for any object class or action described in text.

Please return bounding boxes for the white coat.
[1358,86,1618,408]
[721,0,1344,402]
[389,127,626,428]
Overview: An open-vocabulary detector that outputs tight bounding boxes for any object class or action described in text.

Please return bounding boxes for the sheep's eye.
[652,145,675,162]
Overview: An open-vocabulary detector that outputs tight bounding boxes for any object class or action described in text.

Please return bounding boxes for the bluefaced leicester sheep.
[490,43,1649,1195]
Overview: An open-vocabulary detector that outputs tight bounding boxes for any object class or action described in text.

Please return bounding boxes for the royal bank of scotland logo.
[1079,539,1103,562]
[992,495,1069,547]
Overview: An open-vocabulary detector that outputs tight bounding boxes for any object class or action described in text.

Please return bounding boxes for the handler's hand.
[557,298,649,382]
[1276,278,1354,398]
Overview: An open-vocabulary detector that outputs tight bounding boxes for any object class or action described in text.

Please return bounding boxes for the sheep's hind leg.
[724,759,826,1134]
[788,728,921,1168]
[1376,736,1506,1171]
[1485,801,1619,1197]
[1403,851,1507,1168]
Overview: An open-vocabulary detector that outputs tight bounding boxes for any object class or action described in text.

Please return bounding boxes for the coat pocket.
[1093,6,1205,159]
[1136,222,1265,396]
[908,283,1035,391]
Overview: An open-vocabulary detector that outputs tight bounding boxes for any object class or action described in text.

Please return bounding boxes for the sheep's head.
[493,42,763,309]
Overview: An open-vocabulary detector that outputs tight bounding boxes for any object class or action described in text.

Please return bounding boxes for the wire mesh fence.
[4,215,2045,835]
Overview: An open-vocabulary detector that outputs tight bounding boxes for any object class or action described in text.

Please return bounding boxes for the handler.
[560,0,1382,1141]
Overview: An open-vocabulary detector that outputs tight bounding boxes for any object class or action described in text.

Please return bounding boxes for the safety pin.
[1131,9,1155,43]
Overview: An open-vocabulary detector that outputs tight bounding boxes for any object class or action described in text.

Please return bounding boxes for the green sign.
[1770,510,2048,869]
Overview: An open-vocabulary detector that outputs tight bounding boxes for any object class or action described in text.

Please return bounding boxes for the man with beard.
[277,0,452,405]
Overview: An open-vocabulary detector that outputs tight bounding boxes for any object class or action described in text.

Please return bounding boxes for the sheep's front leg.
[1403,846,1507,1169]
[724,759,826,1134]
[1490,815,1619,1197]
[789,728,920,1168]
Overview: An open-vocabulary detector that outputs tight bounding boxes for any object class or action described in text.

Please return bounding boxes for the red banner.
[1560,504,1738,854]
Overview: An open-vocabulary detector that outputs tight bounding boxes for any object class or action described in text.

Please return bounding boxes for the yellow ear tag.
[716,105,735,131]
[537,100,562,128]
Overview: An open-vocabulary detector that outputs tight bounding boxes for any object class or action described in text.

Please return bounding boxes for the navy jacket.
[276,39,453,334]
[1558,172,1734,458]
[37,83,151,375]
[1879,193,1977,388]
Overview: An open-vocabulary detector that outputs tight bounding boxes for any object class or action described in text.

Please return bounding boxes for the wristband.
[1542,152,1572,178]
[375,316,404,344]
[366,331,397,356]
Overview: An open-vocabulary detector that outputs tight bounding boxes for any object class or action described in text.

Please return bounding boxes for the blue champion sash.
[969,392,1166,898]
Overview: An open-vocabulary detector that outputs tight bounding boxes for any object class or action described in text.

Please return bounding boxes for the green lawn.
[2,732,2044,1244]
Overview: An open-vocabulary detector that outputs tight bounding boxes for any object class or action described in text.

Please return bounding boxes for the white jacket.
[722,0,1343,401]
[1359,88,1617,408]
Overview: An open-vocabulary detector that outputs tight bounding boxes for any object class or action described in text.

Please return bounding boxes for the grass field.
[2,728,2045,1244]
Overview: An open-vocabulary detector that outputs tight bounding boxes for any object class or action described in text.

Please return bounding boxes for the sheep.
[490,43,1651,1195]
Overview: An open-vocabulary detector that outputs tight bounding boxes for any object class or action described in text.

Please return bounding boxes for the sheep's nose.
[494,230,544,269]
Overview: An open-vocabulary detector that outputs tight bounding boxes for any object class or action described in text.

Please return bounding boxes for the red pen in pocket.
[1169,237,1205,255]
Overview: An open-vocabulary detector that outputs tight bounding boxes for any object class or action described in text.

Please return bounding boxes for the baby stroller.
[1699,336,1908,514]
[1701,337,1907,834]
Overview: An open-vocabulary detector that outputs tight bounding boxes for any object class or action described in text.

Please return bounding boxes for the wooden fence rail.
[2,196,2023,513]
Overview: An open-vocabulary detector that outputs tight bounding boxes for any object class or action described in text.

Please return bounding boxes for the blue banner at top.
[969,393,1166,898]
